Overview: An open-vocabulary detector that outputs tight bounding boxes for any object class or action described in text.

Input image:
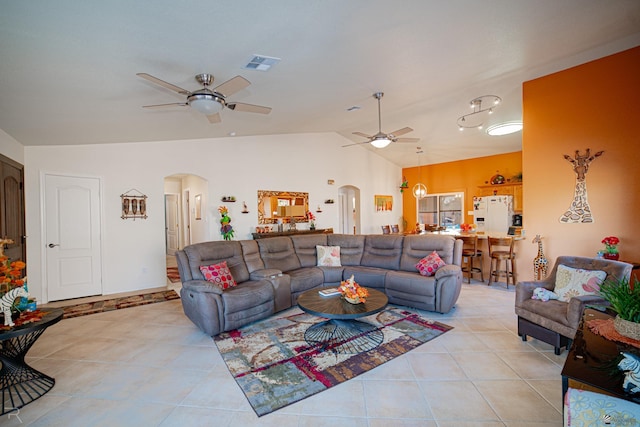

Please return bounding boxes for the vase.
[603,252,620,260]
[344,295,361,304]
[614,315,640,341]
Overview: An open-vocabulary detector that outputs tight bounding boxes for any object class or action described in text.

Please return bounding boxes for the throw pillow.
[317,245,341,267]
[199,261,237,290]
[415,251,446,277]
[553,264,606,302]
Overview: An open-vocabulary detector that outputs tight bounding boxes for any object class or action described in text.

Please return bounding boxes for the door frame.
[39,171,105,303]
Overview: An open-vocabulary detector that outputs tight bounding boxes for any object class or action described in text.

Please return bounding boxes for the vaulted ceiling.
[1,1,639,167]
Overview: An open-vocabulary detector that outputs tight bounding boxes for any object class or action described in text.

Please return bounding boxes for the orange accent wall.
[401,152,522,228]
[519,46,640,280]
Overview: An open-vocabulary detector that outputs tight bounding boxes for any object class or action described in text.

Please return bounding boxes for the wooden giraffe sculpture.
[559,148,603,223]
[532,234,548,281]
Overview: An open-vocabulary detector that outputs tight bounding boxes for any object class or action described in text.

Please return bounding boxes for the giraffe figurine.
[532,234,548,281]
[559,148,603,223]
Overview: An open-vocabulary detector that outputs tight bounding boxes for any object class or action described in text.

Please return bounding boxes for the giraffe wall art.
[559,148,604,223]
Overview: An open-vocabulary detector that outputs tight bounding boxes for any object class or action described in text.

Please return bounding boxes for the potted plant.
[598,275,640,340]
[601,236,620,260]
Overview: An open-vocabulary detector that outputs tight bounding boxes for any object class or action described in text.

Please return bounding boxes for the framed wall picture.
[374,194,393,212]
[195,194,202,220]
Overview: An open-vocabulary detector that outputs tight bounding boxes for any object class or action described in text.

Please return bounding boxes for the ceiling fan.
[137,72,272,123]
[343,92,419,148]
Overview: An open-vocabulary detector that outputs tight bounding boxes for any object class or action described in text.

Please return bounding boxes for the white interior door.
[44,174,102,301]
[165,194,179,255]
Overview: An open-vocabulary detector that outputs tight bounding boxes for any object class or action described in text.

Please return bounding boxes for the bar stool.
[381,225,391,234]
[459,235,483,283]
[391,224,400,233]
[487,236,516,287]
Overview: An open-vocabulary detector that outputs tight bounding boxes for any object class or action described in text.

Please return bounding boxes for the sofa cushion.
[257,236,302,272]
[220,280,275,331]
[184,241,250,283]
[200,261,237,290]
[240,240,265,273]
[554,264,606,302]
[401,234,455,270]
[316,245,341,267]
[327,234,365,266]
[290,234,328,267]
[342,266,388,291]
[385,270,437,309]
[415,251,445,277]
[361,235,403,270]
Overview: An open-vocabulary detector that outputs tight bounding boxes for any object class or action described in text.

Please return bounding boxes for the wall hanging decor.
[121,189,147,220]
[374,195,393,212]
[559,148,603,223]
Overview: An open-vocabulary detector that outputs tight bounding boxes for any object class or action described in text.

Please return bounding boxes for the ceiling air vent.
[244,55,281,71]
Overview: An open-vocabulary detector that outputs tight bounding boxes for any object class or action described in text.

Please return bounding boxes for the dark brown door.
[0,154,26,262]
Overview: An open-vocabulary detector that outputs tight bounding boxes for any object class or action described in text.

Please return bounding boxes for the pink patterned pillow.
[415,251,446,277]
[199,261,237,290]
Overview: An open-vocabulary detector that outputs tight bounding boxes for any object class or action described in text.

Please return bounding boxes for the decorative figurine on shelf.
[306,211,316,230]
[218,206,235,241]
[241,202,249,214]
[532,235,549,280]
[399,177,409,193]
[559,148,603,223]
[490,171,505,185]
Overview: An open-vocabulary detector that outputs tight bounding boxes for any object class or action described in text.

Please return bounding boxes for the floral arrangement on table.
[218,206,235,241]
[460,223,475,232]
[597,275,640,340]
[338,275,369,304]
[601,236,620,259]
[306,210,316,229]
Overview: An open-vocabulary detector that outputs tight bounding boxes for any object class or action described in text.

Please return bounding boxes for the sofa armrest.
[181,280,224,295]
[434,264,461,280]
[567,295,609,327]
[250,268,283,281]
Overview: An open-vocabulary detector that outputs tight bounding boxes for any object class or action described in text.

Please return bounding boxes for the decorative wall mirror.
[257,190,309,224]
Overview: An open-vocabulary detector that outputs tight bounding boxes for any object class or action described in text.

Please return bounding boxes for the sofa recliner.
[515,255,632,354]
[177,233,463,336]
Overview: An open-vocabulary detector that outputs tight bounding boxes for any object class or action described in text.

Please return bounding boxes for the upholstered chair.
[515,256,632,354]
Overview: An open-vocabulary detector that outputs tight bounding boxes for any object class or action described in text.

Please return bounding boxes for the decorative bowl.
[344,296,361,304]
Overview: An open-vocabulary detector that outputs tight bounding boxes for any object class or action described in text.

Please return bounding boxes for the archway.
[164,174,209,255]
[338,185,360,234]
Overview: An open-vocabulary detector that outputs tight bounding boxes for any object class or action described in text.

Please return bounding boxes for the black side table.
[0,308,63,415]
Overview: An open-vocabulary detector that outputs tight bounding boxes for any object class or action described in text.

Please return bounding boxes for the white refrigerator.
[473,195,514,234]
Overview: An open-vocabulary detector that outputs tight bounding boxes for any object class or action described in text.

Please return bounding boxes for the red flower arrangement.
[601,236,620,254]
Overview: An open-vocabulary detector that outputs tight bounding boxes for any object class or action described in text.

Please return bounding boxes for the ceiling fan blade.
[227,102,272,114]
[342,141,369,148]
[396,137,420,143]
[389,127,413,137]
[207,113,222,124]
[142,102,188,109]
[137,73,191,95]
[353,131,373,139]
[213,75,251,97]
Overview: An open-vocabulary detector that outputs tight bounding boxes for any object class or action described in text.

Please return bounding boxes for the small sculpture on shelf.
[241,202,249,214]
[218,206,235,240]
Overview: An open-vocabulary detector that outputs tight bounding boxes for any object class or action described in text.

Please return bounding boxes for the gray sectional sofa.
[175,233,463,336]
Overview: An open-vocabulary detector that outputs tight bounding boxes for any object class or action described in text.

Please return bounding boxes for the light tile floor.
[8,275,567,426]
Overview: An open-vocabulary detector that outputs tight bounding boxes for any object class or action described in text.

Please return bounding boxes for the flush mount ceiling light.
[486,121,523,136]
[457,95,501,131]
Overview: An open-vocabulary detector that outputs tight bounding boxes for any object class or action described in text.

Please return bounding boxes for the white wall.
[0,129,24,164]
[20,132,401,302]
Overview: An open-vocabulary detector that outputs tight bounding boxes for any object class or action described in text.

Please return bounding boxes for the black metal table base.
[1,328,55,415]
[304,319,384,354]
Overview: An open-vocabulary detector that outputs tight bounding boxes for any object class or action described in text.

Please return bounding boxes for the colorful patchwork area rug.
[214,306,452,416]
[62,290,180,318]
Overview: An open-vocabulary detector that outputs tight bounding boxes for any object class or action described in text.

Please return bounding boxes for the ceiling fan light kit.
[137,72,271,123]
[344,91,419,148]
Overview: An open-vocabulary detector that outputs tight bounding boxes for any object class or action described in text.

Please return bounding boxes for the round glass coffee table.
[297,288,388,354]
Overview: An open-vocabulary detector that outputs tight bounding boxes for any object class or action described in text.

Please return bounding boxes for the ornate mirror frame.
[257,190,309,224]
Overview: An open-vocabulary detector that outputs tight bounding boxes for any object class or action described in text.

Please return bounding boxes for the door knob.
[48,243,60,248]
